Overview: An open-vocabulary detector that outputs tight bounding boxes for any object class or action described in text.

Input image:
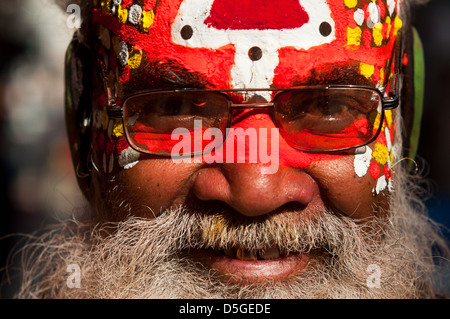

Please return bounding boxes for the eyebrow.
[124,60,376,96]
[290,62,375,87]
[124,59,212,95]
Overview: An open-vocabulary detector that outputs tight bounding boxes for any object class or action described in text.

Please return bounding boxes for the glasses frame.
[97,38,402,155]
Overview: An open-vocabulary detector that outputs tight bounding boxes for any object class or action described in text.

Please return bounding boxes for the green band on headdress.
[409,27,425,160]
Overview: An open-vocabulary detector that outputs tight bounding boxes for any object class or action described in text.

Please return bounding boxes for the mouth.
[185,245,311,283]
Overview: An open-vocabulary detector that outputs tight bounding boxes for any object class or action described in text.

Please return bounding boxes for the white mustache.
[100,206,376,260]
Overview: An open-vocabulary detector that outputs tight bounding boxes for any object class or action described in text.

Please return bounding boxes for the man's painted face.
[19,1,446,299]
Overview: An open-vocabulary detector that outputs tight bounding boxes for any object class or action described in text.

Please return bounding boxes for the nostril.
[272,201,308,214]
[230,199,309,218]
[192,164,318,218]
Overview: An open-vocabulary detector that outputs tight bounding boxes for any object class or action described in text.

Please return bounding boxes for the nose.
[193,164,318,217]
[192,110,319,217]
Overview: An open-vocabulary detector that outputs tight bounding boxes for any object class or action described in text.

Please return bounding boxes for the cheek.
[90,105,196,212]
[292,113,396,218]
[306,156,385,219]
[115,159,195,213]
[353,110,395,196]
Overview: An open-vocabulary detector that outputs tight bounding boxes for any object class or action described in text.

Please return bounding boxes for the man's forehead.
[91,0,403,95]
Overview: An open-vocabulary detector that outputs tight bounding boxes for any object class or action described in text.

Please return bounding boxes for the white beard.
[11,163,448,299]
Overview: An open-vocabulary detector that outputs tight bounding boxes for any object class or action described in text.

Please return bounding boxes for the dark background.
[414,0,450,237]
[0,0,449,298]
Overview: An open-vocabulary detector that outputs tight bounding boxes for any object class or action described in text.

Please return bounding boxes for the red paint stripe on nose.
[204,0,309,30]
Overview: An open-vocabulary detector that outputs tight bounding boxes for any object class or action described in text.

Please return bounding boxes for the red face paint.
[204,0,310,30]
[369,160,381,179]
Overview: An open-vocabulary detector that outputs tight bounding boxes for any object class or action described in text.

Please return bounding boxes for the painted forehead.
[92,0,403,94]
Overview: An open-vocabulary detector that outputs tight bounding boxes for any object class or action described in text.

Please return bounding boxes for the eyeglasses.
[98,37,402,156]
[103,86,399,156]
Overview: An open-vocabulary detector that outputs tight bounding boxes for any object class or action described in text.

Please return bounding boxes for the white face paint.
[354,146,373,178]
[374,175,387,195]
[171,0,335,99]
[385,126,392,153]
[128,4,142,25]
[119,147,140,169]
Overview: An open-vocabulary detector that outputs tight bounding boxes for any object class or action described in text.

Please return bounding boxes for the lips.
[187,245,310,283]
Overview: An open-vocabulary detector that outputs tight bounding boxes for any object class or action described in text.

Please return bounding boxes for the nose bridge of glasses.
[228,90,275,109]
[231,102,275,109]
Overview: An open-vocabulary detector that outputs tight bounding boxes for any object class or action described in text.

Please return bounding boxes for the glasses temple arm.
[96,57,123,119]
[387,32,404,104]
[383,95,400,110]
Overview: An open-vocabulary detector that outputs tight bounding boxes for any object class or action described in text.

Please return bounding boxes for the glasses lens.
[123,91,229,155]
[274,88,382,151]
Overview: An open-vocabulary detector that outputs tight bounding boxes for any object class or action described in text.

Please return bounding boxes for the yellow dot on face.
[118,5,128,24]
[347,26,362,46]
[394,16,403,36]
[113,121,124,138]
[373,143,389,165]
[385,110,393,128]
[386,16,392,38]
[345,0,358,8]
[360,63,375,79]
[141,10,155,33]
[373,22,383,47]
[101,0,110,12]
[128,49,143,69]
[369,111,381,129]
[380,67,385,85]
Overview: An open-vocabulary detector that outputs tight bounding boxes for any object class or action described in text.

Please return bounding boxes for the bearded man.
[13,0,449,299]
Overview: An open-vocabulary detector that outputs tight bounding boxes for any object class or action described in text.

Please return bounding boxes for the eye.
[314,98,347,116]
[303,94,366,118]
[314,96,350,116]
[159,95,195,116]
[276,91,370,134]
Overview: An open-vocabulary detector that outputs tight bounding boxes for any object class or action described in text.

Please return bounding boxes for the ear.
[64,33,94,200]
